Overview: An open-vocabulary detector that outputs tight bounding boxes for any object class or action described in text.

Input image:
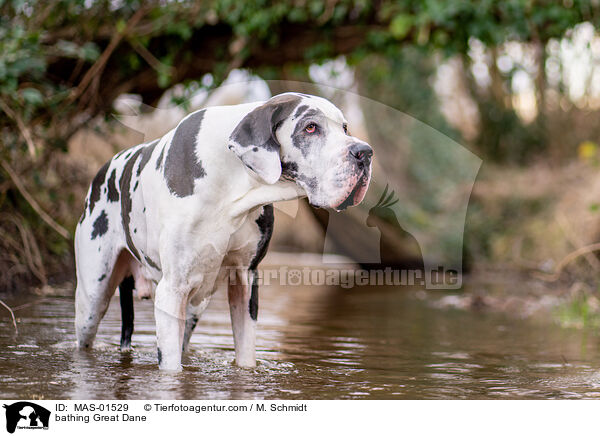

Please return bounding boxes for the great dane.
[74,92,373,371]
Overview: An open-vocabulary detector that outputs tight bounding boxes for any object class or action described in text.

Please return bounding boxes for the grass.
[555,291,600,330]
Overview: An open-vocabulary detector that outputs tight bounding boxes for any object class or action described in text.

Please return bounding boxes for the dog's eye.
[343,123,349,135]
[305,123,317,134]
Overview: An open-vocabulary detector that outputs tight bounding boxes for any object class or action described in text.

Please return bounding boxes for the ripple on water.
[2,287,600,399]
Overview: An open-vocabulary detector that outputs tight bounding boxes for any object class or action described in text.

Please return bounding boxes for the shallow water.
[1,283,600,399]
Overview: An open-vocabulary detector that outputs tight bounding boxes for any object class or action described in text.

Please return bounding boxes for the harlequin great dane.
[74,92,373,371]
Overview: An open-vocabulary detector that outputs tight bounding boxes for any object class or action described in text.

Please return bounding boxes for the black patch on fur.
[106,169,119,202]
[164,110,207,197]
[133,180,139,191]
[144,255,160,271]
[282,160,317,192]
[157,347,162,365]
[249,269,259,321]
[230,94,301,152]
[88,161,109,214]
[301,108,322,119]
[246,204,275,321]
[298,174,318,192]
[281,161,298,180]
[291,108,326,157]
[249,204,274,270]
[91,210,109,239]
[183,315,199,352]
[155,146,165,170]
[79,198,88,224]
[294,104,309,118]
[137,139,159,177]
[98,273,106,282]
[119,148,144,261]
[119,275,135,350]
[188,316,198,331]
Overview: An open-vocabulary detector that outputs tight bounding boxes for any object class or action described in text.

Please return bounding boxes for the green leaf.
[21,87,43,106]
[116,19,127,34]
[390,14,413,39]
[80,42,100,62]
[157,67,171,88]
[55,40,79,57]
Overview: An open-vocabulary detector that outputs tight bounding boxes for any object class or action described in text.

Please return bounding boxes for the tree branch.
[0,98,37,158]
[67,6,150,105]
[0,160,71,240]
[0,299,18,334]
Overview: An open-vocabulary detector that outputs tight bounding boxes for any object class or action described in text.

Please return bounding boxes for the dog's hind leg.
[119,275,135,350]
[75,247,131,349]
[75,277,115,350]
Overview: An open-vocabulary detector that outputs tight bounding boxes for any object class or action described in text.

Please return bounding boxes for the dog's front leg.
[154,280,188,371]
[228,268,258,367]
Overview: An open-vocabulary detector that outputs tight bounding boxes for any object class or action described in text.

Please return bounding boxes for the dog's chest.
[225,209,264,260]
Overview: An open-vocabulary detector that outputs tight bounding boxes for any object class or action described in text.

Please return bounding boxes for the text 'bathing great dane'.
[74,92,373,371]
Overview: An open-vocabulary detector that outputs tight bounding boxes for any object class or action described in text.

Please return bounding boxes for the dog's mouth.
[334,171,371,211]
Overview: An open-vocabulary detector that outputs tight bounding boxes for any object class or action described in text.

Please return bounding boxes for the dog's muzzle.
[349,143,373,171]
[334,143,373,211]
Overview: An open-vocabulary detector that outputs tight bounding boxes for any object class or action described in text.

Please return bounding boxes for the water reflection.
[1,283,600,399]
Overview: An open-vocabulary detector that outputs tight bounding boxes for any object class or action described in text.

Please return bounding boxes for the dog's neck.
[229,179,306,218]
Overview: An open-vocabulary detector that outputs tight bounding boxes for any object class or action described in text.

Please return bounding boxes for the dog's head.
[228,93,373,210]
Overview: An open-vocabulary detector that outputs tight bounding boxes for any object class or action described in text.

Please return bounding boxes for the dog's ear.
[229,94,300,184]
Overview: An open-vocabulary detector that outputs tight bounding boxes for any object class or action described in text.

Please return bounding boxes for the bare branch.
[0,98,37,157]
[0,160,71,240]
[531,242,600,282]
[68,6,150,105]
[0,299,18,334]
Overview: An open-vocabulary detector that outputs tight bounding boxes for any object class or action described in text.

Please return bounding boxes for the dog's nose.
[349,143,373,167]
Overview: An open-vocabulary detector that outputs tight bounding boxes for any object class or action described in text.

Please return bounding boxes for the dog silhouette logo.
[3,402,50,433]
[366,184,424,270]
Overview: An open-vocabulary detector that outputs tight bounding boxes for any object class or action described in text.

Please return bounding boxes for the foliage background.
[2,0,600,293]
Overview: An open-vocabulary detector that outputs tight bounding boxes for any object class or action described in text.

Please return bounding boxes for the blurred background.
[2,0,600,326]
